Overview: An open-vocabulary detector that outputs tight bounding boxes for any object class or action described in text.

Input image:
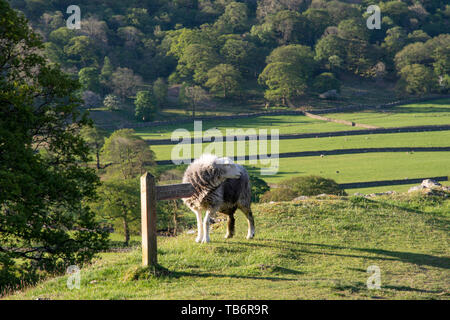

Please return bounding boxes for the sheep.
[182,154,255,243]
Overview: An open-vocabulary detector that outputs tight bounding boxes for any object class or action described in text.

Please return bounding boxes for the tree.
[0,0,108,291]
[205,64,242,98]
[177,44,220,84]
[259,45,316,104]
[80,125,107,170]
[258,62,308,104]
[101,129,155,180]
[312,72,341,93]
[134,90,157,121]
[272,10,311,45]
[93,179,140,246]
[399,64,437,94]
[180,84,209,118]
[64,35,99,68]
[81,90,102,110]
[103,94,121,111]
[214,1,248,33]
[99,56,114,91]
[153,77,168,108]
[110,67,143,100]
[78,67,101,93]
[220,38,258,76]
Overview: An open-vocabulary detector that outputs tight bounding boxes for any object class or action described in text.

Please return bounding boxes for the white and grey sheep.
[182,154,255,243]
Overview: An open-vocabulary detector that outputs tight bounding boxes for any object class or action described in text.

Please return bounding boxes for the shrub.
[312,72,341,93]
[249,174,270,202]
[280,175,347,196]
[260,188,298,202]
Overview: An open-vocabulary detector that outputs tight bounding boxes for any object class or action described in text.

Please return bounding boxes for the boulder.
[421,179,441,189]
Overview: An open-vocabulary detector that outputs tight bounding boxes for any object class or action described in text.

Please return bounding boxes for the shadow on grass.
[383,285,444,294]
[127,264,299,282]
[264,239,450,270]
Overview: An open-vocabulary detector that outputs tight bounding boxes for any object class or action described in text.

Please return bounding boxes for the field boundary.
[154,146,450,165]
[339,176,449,189]
[97,95,450,130]
[146,124,450,145]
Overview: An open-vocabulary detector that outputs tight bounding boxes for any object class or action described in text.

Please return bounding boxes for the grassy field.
[135,99,450,194]
[324,99,450,128]
[134,114,362,139]
[150,130,450,161]
[4,194,449,300]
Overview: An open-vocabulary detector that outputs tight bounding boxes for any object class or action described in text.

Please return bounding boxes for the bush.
[280,175,347,196]
[249,174,270,202]
[260,188,298,202]
[312,72,341,93]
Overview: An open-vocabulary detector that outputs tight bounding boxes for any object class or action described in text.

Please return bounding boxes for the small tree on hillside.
[180,84,209,119]
[134,90,157,121]
[80,125,107,169]
[205,64,242,98]
[101,129,156,180]
[93,179,140,246]
[103,94,120,111]
[153,77,168,108]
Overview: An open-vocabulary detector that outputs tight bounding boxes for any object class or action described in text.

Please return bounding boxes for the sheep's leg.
[202,208,216,243]
[225,214,235,239]
[189,208,203,243]
[241,206,255,239]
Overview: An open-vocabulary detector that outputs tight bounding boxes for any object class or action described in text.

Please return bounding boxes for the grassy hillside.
[4,194,449,300]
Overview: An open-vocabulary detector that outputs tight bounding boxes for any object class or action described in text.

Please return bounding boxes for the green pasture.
[134,114,361,140]
[149,130,450,161]
[324,99,450,128]
[5,195,449,300]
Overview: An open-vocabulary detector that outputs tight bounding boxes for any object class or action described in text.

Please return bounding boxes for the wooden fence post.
[140,172,157,267]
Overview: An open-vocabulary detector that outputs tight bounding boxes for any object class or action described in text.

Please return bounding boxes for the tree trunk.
[96,150,100,170]
[192,102,195,119]
[123,217,130,246]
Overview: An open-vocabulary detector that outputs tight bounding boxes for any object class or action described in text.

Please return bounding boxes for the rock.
[367,191,396,197]
[421,179,441,189]
[408,185,424,193]
[353,192,365,196]
[293,196,309,200]
[319,89,339,100]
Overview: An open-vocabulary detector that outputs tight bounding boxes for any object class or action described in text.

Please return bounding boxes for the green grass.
[4,195,449,300]
[246,152,450,185]
[135,114,361,140]
[324,99,450,128]
[150,131,450,161]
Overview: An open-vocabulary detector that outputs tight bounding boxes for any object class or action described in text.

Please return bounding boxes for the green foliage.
[0,0,108,292]
[153,77,168,108]
[312,73,341,93]
[101,129,156,180]
[4,0,448,107]
[78,67,101,93]
[80,125,107,169]
[135,90,157,121]
[249,174,270,203]
[103,94,121,111]
[398,64,437,95]
[205,64,242,98]
[92,179,140,245]
[260,188,298,202]
[259,45,316,104]
[279,175,347,196]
